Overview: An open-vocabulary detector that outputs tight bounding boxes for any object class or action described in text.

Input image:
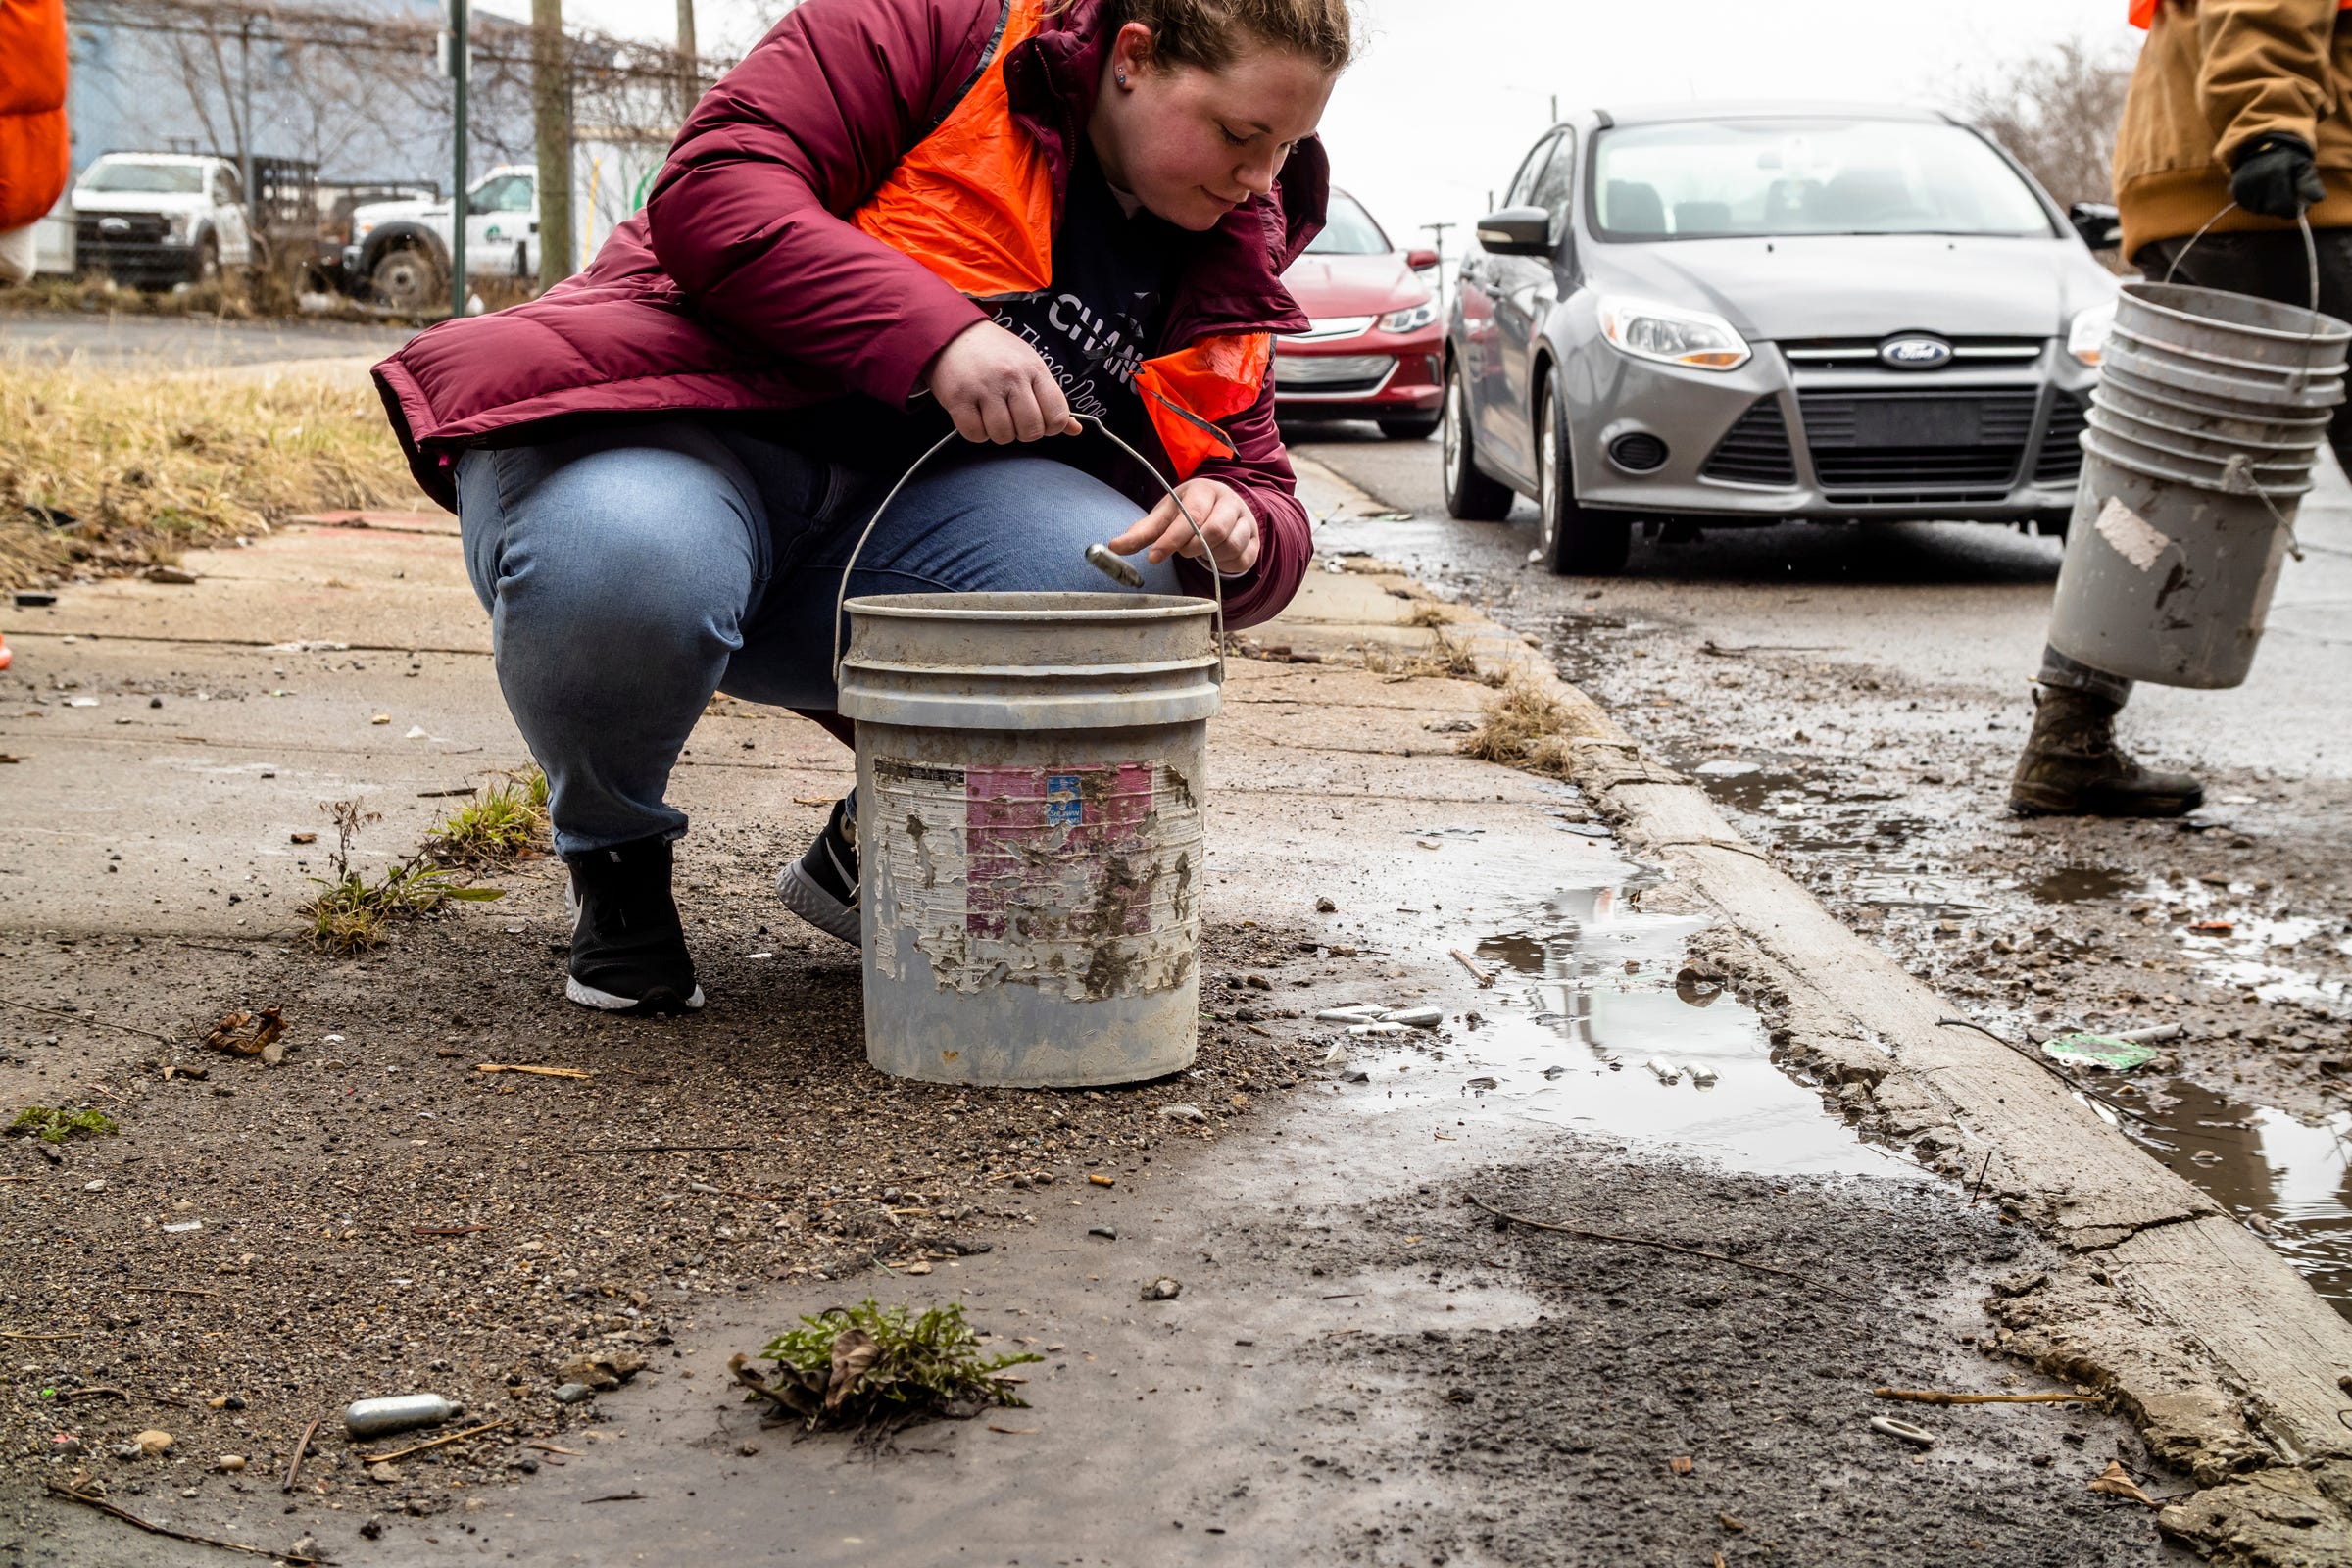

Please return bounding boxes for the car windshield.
[1591,119,2054,241]
[78,162,208,195]
[1306,192,1390,255]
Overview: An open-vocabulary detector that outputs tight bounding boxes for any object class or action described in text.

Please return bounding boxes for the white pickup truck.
[71,152,256,287]
[345,165,538,310]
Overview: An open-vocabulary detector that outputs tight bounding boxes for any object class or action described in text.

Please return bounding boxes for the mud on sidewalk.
[0,485,2177,1565]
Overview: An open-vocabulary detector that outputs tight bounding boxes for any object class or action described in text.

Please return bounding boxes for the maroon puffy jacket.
[371,0,1329,626]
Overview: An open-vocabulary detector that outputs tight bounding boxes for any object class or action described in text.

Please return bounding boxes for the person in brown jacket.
[2010,0,2352,817]
[0,0,70,285]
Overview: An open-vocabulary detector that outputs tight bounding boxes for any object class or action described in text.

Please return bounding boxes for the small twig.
[582,1493,645,1504]
[82,1082,129,1104]
[0,997,174,1043]
[1967,1151,1994,1206]
[566,1143,759,1154]
[116,1286,219,1298]
[1468,1194,1866,1301]
[282,1417,320,1494]
[1935,1018,2155,1123]
[475,1063,593,1080]
[410,1224,491,1236]
[0,1330,80,1340]
[524,1441,582,1456]
[1873,1387,2095,1407]
[1449,948,1497,987]
[361,1418,510,1464]
[54,1387,127,1403]
[43,1482,332,1563]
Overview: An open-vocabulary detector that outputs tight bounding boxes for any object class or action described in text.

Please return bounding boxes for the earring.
[1116,71,1128,85]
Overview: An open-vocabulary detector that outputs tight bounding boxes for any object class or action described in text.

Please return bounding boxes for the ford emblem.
[98,217,129,233]
[1880,335,1954,369]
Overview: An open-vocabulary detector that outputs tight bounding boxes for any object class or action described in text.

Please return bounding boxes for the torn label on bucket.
[2093,496,2173,572]
[869,758,1201,1002]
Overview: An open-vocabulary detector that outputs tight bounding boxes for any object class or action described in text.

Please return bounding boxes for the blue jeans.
[456,420,1183,855]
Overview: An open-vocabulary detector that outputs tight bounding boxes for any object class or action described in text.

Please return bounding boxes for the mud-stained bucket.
[2049,279,2349,688]
[836,592,1220,1087]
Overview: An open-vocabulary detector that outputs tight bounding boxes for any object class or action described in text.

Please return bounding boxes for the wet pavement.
[0,311,416,370]
[1294,421,2352,1322]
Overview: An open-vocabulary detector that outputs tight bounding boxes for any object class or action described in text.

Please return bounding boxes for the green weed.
[8,1106,120,1145]
[299,799,502,954]
[731,1299,1043,1436]
[426,767,550,868]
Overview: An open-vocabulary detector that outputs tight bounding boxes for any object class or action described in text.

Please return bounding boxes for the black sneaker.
[776,794,860,946]
[563,835,706,1013]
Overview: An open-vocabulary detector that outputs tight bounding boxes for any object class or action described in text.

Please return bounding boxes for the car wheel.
[1379,412,1441,441]
[372,245,444,312]
[1442,360,1514,520]
[1535,368,1631,577]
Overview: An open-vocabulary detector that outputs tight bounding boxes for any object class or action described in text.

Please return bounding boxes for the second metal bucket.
[836,591,1220,1087]
[2048,279,2348,689]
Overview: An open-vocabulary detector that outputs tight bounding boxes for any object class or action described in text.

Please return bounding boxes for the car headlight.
[165,211,196,244]
[1379,298,1438,333]
[1595,297,1751,371]
[2067,301,2116,368]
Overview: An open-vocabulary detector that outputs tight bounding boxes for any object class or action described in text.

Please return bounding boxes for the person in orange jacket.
[0,0,71,285]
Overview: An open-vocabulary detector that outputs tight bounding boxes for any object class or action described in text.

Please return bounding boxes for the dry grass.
[1360,626,1484,681]
[425,767,552,869]
[0,361,412,590]
[1458,673,1583,780]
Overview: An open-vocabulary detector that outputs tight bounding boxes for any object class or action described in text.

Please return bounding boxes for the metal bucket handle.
[2163,203,2322,318]
[829,414,1227,689]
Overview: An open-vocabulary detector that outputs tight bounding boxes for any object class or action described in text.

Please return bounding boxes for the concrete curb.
[1288,453,2352,1563]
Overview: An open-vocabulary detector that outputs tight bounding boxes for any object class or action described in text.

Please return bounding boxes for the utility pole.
[532,0,574,289]
[675,0,699,125]
[445,0,469,317]
[1420,220,1454,302]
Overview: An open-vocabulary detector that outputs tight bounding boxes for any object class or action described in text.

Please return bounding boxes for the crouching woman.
[371,0,1351,1012]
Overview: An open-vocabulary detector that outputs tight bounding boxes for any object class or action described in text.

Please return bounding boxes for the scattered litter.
[404,725,428,739]
[215,1454,246,1473]
[1087,1173,1115,1188]
[2087,1459,2161,1506]
[1158,1103,1207,1123]
[202,1005,284,1059]
[344,1393,456,1438]
[1319,1044,1350,1066]
[1669,1455,1694,1476]
[2039,1033,2158,1072]
[2191,919,2235,935]
[1142,1277,1181,1300]
[1644,1057,1683,1084]
[1348,1022,1408,1037]
[475,1063,594,1080]
[1315,1006,1384,1023]
[744,951,774,960]
[368,714,391,725]
[1689,1064,1720,1089]
[289,832,317,845]
[160,1221,202,1235]
[1381,1006,1444,1028]
[14,591,57,607]
[142,566,197,585]
[1087,1226,1118,1241]
[1449,949,1497,987]
[66,697,98,708]
[1868,1415,1935,1448]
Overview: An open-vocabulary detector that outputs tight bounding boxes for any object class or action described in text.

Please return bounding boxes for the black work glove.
[2230,133,2327,220]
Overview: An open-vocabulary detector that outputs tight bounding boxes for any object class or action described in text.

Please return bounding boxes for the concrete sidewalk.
[0,429,2322,1565]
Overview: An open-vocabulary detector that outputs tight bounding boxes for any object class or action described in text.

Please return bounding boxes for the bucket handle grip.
[2163,204,2322,320]
[829,415,1226,691]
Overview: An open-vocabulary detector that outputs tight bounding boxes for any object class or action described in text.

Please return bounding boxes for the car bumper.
[1565,340,2096,522]
[1273,325,1445,418]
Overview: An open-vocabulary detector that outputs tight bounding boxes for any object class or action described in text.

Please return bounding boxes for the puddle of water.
[2118,1077,2352,1317]
[1344,870,1912,1181]
[2025,865,2137,905]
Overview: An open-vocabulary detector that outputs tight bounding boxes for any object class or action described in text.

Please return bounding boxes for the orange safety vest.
[0,0,71,232]
[2132,0,2351,23]
[851,0,1267,477]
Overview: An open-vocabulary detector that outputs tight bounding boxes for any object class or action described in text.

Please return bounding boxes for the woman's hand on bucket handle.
[1108,477,1258,576]
[926,320,1082,444]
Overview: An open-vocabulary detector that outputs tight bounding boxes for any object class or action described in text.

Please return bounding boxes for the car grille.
[2034,392,2088,485]
[1781,337,2044,373]
[1274,353,1395,393]
[1700,398,1796,485]
[75,213,193,283]
[1798,389,2038,499]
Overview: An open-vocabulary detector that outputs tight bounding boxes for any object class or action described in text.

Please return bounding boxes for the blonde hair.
[1100,0,1355,75]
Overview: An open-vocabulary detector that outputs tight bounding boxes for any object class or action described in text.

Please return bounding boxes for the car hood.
[355,196,445,224]
[72,190,209,216]
[1281,251,1428,317]
[1586,234,2116,341]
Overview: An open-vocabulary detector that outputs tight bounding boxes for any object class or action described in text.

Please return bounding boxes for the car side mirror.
[1404,247,1441,271]
[1475,206,1553,258]
[2069,201,2122,252]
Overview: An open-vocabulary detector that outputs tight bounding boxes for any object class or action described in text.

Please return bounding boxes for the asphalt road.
[0,309,417,369]
[1288,421,2352,787]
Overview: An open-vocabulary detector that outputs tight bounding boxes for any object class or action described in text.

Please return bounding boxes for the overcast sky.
[481,0,2133,256]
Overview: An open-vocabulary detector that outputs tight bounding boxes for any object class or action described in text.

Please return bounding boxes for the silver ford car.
[1442,103,2124,573]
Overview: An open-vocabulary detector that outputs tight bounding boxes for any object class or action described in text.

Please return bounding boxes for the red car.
[1276,189,1444,439]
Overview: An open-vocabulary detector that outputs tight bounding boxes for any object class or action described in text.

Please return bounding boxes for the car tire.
[1535,367,1631,577]
[193,234,220,287]
[1442,360,1514,521]
[1379,412,1441,441]
[372,244,444,313]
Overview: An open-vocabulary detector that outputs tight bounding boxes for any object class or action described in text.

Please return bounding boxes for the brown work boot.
[2008,688,2204,818]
